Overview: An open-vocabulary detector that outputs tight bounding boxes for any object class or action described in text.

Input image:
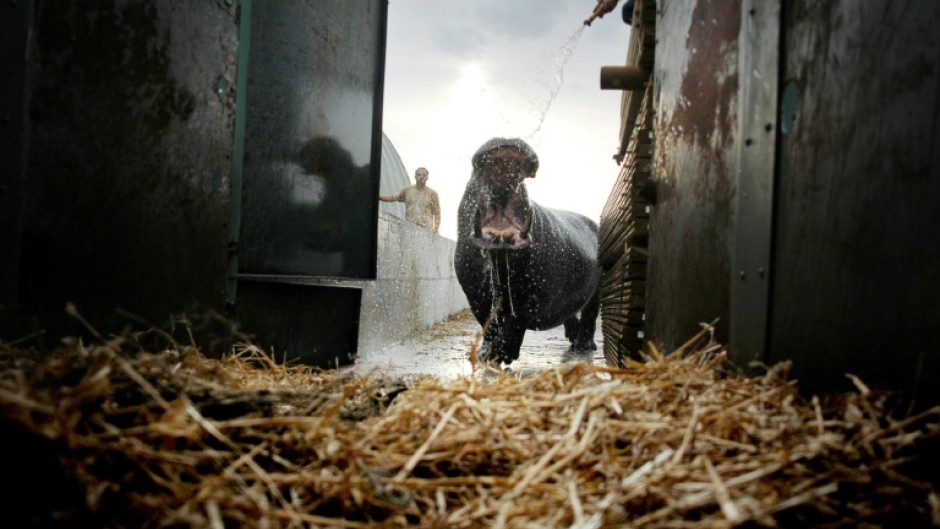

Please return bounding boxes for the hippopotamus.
[455,138,601,364]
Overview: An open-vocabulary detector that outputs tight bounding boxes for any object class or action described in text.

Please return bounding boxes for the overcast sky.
[382,0,632,240]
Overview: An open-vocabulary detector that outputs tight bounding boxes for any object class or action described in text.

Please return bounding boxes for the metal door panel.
[237,0,385,280]
[236,281,360,367]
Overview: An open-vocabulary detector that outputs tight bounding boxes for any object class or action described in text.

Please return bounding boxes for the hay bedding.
[1,328,938,528]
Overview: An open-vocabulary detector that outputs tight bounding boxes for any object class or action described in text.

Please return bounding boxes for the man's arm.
[379,190,403,202]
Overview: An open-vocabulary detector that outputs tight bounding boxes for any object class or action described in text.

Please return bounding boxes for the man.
[379,167,441,234]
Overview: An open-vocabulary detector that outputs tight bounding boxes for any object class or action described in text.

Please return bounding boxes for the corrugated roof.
[379,132,410,219]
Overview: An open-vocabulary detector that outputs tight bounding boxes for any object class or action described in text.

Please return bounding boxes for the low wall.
[356,213,469,353]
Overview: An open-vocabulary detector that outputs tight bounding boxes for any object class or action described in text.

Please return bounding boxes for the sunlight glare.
[454,62,487,103]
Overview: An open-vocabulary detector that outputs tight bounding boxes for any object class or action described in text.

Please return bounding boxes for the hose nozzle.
[583,0,619,27]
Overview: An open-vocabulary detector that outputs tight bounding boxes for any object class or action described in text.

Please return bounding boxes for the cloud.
[475,0,568,40]
[430,26,488,58]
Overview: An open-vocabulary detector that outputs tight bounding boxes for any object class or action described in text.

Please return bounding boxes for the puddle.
[352,309,604,380]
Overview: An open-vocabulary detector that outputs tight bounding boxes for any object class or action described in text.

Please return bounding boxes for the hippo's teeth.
[501,232,514,243]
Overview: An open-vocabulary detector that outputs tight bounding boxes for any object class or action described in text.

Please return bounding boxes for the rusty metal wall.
[769,0,940,398]
[647,0,741,350]
[11,1,239,347]
[605,0,940,404]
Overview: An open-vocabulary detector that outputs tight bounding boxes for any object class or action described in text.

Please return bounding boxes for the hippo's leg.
[481,317,526,365]
[571,287,600,352]
[563,316,579,342]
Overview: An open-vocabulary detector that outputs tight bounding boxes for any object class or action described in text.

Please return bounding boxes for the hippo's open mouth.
[468,141,537,251]
[473,212,533,250]
[472,234,532,250]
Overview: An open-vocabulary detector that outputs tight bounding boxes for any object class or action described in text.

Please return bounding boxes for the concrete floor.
[352,309,605,380]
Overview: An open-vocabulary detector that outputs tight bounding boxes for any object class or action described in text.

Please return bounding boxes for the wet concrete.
[352,309,604,380]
